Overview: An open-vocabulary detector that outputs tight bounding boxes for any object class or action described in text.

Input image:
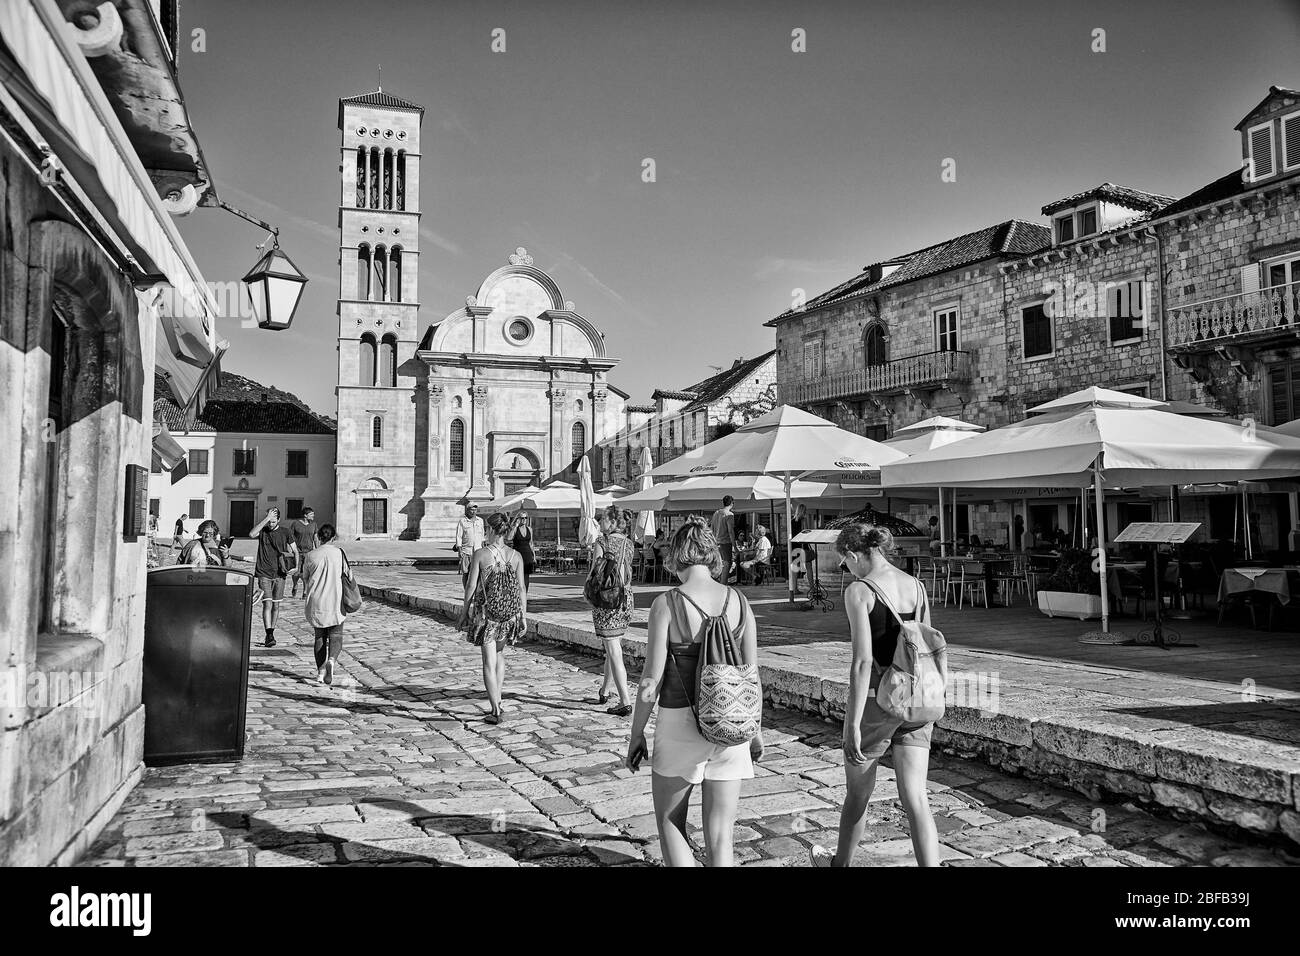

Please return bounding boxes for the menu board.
[1114,522,1201,544]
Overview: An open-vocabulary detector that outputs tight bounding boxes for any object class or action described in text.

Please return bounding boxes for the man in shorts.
[250,507,298,647]
[288,506,319,598]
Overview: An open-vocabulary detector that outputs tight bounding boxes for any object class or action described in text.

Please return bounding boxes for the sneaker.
[324,659,334,685]
[263,635,277,648]
[809,845,835,868]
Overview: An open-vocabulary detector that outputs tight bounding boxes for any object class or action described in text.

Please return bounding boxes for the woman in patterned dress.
[460,512,527,724]
[589,505,636,716]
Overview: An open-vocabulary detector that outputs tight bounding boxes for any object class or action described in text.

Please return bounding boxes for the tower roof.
[338,89,425,127]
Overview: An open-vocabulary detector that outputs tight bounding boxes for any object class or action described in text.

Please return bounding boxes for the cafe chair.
[1116,568,1147,619]
[994,555,1026,605]
[945,562,988,609]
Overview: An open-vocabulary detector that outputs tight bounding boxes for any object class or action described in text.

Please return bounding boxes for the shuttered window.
[1283,112,1300,171]
[803,339,824,379]
[1021,303,1054,359]
[1267,362,1300,426]
[1248,122,1275,180]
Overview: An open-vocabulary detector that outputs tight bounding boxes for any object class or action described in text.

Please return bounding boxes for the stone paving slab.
[76,594,1299,867]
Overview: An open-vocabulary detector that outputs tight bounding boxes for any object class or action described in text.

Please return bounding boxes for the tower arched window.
[359,332,377,386]
[390,246,402,303]
[371,415,383,449]
[356,244,370,301]
[369,147,381,208]
[449,418,466,472]
[864,324,888,367]
[355,148,367,207]
[570,421,586,462]
[396,150,406,211]
[383,148,394,209]
[380,333,397,387]
[373,245,387,302]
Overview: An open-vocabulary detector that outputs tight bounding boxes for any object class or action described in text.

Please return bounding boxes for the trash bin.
[142,566,254,765]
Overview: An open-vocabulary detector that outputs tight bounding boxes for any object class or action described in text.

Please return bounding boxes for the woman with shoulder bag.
[587,506,635,716]
[302,524,350,686]
[460,512,527,724]
[810,523,940,867]
[625,516,763,867]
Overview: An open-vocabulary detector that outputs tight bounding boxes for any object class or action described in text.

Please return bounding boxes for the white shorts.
[651,706,754,784]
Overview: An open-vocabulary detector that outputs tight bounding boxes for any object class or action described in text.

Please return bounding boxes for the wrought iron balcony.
[1166,280,1300,352]
[783,349,970,405]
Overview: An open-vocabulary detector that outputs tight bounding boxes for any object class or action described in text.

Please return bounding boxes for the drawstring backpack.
[668,587,762,746]
[862,578,948,723]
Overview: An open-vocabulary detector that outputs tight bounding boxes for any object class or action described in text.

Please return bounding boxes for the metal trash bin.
[142,566,254,765]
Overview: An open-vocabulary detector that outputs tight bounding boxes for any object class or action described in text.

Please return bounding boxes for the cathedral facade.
[334,91,625,541]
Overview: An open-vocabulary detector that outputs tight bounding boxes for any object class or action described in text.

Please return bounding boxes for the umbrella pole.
[784,474,796,604]
[1243,487,1252,560]
[938,487,947,557]
[1094,460,1110,634]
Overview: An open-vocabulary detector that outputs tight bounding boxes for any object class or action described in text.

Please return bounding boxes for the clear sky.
[174,0,1300,415]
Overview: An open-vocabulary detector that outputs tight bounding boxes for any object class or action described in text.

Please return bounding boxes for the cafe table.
[1218,566,1298,606]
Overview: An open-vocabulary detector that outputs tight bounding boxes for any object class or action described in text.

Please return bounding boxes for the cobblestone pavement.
[80,598,1297,867]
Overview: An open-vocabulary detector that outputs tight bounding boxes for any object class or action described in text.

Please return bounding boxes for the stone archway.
[493,447,540,499]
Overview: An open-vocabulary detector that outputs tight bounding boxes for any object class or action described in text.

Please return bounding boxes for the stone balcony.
[782,349,971,406]
[1166,280,1300,353]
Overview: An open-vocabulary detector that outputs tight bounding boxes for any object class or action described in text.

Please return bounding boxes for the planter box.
[1037,591,1104,620]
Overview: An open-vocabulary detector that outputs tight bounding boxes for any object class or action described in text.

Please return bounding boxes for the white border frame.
[1020,299,1055,362]
[1283,110,1300,172]
[931,301,961,352]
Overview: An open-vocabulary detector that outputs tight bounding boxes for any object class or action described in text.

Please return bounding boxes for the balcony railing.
[783,349,970,406]
[1166,281,1300,351]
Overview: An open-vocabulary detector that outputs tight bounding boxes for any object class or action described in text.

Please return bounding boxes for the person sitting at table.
[739,525,773,585]
[927,516,942,554]
[969,534,982,549]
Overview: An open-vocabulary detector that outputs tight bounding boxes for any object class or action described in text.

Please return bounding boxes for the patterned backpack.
[584,535,628,609]
[862,578,948,723]
[669,588,762,746]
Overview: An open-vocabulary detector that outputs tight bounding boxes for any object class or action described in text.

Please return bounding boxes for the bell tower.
[334,89,424,539]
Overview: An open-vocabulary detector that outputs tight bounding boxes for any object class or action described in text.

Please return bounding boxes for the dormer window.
[1054,204,1098,244]
[1283,111,1300,172]
[1055,214,1073,244]
[1077,206,1097,237]
[1247,120,1276,181]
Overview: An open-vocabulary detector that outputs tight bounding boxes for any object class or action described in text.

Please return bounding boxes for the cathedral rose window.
[507,318,533,343]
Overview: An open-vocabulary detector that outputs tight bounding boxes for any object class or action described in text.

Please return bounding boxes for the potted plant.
[1036,548,1104,620]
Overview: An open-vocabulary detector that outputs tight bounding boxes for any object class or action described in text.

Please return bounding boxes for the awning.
[151,421,186,471]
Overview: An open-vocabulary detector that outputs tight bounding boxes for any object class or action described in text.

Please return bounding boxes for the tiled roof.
[1154,169,1249,219]
[651,389,699,401]
[1235,85,1300,130]
[625,404,656,413]
[680,351,775,411]
[153,372,335,435]
[339,89,425,112]
[768,219,1050,325]
[1041,182,1175,216]
[152,397,213,433]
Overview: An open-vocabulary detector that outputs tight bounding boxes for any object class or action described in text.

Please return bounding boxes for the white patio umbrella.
[578,457,600,546]
[631,446,656,543]
[498,480,615,548]
[885,415,985,554]
[649,405,906,602]
[882,386,1300,632]
[597,483,630,497]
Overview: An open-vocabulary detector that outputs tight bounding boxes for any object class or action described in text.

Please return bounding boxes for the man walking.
[710,494,736,583]
[288,506,319,598]
[250,507,298,647]
[454,502,485,587]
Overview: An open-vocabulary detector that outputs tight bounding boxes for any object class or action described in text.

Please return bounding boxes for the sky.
[174,0,1300,416]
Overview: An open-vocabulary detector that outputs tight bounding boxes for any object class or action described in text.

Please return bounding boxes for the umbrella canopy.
[632,447,656,543]
[495,484,542,511]
[619,474,835,510]
[499,481,615,513]
[597,483,630,496]
[1272,418,1300,439]
[884,415,985,457]
[578,458,599,546]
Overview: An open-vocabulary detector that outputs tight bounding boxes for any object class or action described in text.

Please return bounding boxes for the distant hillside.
[154,370,335,433]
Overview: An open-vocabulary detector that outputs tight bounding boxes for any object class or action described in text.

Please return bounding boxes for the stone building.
[150,373,336,538]
[590,351,778,485]
[768,85,1300,550]
[331,90,627,540]
[1,0,221,864]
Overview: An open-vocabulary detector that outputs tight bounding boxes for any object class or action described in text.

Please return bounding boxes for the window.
[1248,121,1276,181]
[1055,214,1074,244]
[149,498,160,517]
[1267,361,1300,426]
[1264,254,1299,325]
[449,418,466,472]
[571,421,587,461]
[380,334,397,387]
[1115,384,1149,398]
[233,448,257,475]
[802,338,824,379]
[1022,303,1054,359]
[1284,112,1300,172]
[1055,206,1097,243]
[667,421,674,448]
[188,449,209,474]
[286,449,308,477]
[359,333,376,386]
[1107,280,1144,344]
[373,246,387,302]
[1077,206,1098,237]
[391,248,402,303]
[371,416,383,449]
[396,150,407,210]
[355,148,367,207]
[933,307,959,352]
[286,498,305,520]
[356,245,370,300]
[863,424,888,442]
[507,317,532,343]
[864,324,888,365]
[188,499,205,520]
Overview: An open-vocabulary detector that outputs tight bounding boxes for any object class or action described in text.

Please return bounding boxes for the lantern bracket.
[217,199,280,243]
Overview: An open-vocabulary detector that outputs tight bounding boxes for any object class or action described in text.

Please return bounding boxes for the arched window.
[359,333,377,386]
[396,150,406,211]
[383,148,394,209]
[864,324,888,367]
[356,245,370,301]
[371,415,383,449]
[449,418,466,472]
[390,247,402,303]
[369,147,381,208]
[570,420,586,462]
[372,245,387,302]
[379,333,397,387]
[355,148,367,207]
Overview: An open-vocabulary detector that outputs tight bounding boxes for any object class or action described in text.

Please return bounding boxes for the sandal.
[597,690,610,705]
[485,709,500,725]
[607,703,633,718]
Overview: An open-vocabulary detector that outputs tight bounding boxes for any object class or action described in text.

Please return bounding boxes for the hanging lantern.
[242,240,307,331]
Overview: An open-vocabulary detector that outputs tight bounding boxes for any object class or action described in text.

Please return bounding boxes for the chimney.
[731,358,743,369]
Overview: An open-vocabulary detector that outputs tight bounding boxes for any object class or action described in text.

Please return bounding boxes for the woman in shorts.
[810,523,940,867]
[625,516,763,867]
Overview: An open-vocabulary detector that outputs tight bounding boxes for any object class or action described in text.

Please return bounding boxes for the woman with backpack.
[624,516,763,867]
[459,512,527,724]
[587,505,636,716]
[810,523,942,867]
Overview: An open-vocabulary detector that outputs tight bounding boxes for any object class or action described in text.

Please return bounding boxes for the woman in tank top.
[625,515,763,867]
[810,523,940,867]
[510,512,535,592]
[459,512,526,725]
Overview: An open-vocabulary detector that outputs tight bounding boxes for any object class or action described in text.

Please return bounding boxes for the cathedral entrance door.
[362,498,388,535]
[229,500,255,537]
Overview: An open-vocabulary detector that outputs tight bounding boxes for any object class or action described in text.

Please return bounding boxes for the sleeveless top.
[659,587,746,709]
[477,544,523,622]
[860,578,919,668]
[512,526,535,566]
[595,533,634,576]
